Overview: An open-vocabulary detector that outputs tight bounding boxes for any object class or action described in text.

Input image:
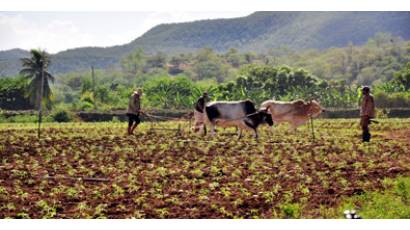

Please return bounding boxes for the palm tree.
[20,49,54,138]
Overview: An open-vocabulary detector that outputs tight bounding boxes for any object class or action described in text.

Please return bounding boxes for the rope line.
[142,110,266,122]
[140,111,192,121]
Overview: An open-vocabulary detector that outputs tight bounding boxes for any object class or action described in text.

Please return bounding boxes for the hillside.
[0,49,30,77]
[0,11,409,76]
[130,12,410,53]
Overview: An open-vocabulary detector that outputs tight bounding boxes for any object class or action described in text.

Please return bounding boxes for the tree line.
[0,33,410,114]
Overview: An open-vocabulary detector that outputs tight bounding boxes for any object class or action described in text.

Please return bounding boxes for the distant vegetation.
[0,33,409,114]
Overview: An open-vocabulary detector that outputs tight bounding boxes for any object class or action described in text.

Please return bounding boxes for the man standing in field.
[126,88,142,135]
[359,86,375,142]
[193,92,210,133]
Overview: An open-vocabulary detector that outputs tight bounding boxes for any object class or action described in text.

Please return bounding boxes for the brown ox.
[260,99,324,131]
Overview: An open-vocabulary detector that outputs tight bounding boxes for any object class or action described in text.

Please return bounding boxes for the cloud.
[0,12,252,53]
[0,13,95,53]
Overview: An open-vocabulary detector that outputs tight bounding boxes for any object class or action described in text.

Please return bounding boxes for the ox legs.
[210,123,216,136]
[290,120,308,132]
[253,128,259,140]
[202,124,207,136]
[236,128,258,140]
[237,128,242,139]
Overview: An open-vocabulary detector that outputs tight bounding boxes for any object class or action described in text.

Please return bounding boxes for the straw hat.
[134,88,143,95]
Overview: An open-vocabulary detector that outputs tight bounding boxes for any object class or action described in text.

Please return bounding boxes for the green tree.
[193,48,228,82]
[0,76,32,110]
[19,49,54,138]
[168,54,189,75]
[225,48,242,67]
[121,48,145,79]
[243,52,256,64]
[20,49,54,109]
[394,62,410,90]
[145,52,167,71]
[143,76,200,109]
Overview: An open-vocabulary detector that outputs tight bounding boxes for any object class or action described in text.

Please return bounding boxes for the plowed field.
[1,119,409,218]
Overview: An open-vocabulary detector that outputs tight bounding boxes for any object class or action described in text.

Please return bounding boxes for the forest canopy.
[1,33,410,112]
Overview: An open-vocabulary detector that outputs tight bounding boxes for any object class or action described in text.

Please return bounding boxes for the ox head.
[258,108,274,126]
[307,100,324,118]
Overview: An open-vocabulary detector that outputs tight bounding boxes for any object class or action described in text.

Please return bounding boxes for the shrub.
[279,203,301,218]
[78,101,95,111]
[0,113,6,123]
[51,109,73,122]
[80,91,95,109]
[7,115,38,123]
[374,91,410,108]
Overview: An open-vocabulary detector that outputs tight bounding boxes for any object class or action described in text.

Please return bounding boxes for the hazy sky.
[0,12,252,53]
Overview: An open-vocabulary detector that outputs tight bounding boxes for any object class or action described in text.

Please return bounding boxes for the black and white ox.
[203,100,273,139]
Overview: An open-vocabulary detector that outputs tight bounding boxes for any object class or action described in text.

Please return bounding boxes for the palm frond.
[20,49,53,109]
[20,68,38,77]
[44,71,55,83]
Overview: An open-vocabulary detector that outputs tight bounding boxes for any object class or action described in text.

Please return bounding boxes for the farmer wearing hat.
[359,86,375,142]
[193,92,210,133]
[126,88,142,135]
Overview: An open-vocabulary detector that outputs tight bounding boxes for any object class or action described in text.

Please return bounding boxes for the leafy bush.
[0,76,33,110]
[374,91,410,108]
[78,101,95,111]
[6,115,38,123]
[279,203,301,218]
[143,76,202,109]
[51,109,73,122]
[0,114,6,123]
[80,91,95,105]
[0,114,53,123]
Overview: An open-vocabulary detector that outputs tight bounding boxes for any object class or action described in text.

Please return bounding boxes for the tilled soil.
[0,121,409,218]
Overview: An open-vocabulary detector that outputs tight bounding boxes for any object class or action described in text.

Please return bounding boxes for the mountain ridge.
[1,11,409,76]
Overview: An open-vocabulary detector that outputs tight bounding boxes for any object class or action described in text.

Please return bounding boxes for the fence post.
[188,116,192,134]
[177,123,181,135]
[310,116,315,141]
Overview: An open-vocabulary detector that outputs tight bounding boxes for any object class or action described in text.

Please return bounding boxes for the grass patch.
[337,177,410,219]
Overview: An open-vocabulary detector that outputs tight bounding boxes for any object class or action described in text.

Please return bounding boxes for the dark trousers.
[127,113,140,127]
[360,116,371,142]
